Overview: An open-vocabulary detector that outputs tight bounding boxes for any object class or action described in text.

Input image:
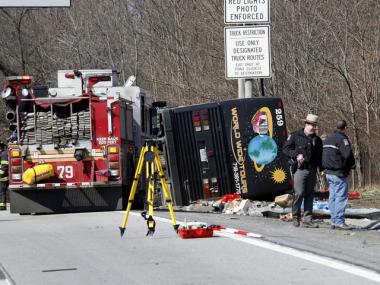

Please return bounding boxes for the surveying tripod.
[119,139,179,237]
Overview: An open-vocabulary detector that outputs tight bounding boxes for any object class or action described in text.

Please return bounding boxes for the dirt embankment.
[349,186,380,208]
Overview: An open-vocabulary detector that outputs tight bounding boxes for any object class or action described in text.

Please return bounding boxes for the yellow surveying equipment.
[119,139,179,237]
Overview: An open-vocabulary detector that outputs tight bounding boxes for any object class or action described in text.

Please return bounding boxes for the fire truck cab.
[1,70,154,214]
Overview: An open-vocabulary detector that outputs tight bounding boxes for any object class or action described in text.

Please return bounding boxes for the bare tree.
[1,0,380,188]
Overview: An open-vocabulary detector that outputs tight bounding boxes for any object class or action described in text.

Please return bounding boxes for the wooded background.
[0,0,379,189]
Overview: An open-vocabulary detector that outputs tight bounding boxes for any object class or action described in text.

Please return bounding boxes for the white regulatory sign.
[0,0,71,7]
[225,0,270,24]
[224,25,271,79]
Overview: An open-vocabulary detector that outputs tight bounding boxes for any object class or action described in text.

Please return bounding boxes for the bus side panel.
[220,98,292,199]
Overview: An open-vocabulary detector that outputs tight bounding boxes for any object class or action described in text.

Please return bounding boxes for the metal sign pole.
[238,79,245,99]
[245,79,253,98]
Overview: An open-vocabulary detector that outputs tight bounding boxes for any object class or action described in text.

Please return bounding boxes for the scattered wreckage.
[164,193,380,231]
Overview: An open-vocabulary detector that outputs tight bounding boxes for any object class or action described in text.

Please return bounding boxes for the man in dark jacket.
[0,142,8,210]
[283,114,323,227]
[322,120,355,230]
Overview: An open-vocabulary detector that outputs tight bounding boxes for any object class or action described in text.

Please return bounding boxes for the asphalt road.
[155,210,380,272]
[0,209,379,285]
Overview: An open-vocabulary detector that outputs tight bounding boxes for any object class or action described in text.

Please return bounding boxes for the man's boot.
[302,221,319,228]
[336,223,352,230]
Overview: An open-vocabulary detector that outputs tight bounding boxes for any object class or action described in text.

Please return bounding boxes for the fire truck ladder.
[119,139,179,237]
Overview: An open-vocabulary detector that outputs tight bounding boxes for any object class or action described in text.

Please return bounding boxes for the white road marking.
[0,264,13,285]
[124,212,380,283]
[215,232,380,283]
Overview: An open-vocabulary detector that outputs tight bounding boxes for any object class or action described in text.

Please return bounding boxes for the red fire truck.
[1,70,155,214]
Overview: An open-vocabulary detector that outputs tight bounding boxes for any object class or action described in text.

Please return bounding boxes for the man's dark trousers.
[292,167,317,222]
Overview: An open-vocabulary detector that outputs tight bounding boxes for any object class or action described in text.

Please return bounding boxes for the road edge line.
[125,211,380,283]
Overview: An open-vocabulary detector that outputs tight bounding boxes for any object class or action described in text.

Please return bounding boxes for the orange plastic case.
[178,228,213,239]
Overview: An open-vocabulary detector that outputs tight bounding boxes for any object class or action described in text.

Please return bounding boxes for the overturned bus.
[160,97,292,205]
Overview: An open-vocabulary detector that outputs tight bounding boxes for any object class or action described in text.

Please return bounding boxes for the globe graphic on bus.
[248,135,278,165]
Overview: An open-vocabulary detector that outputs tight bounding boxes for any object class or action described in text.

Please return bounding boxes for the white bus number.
[275,108,284,127]
[57,165,74,179]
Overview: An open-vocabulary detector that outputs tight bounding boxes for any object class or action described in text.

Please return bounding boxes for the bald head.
[336,120,347,131]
